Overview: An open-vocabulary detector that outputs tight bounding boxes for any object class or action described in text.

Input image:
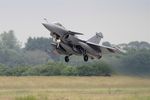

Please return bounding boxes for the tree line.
[0,61,112,76]
[0,30,150,76]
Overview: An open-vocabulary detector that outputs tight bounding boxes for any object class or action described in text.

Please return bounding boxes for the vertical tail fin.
[87,32,103,44]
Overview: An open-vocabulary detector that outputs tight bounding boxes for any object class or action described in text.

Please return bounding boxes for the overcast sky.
[0,0,149,45]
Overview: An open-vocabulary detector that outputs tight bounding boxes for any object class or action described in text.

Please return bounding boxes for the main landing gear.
[64,55,89,62]
[65,56,69,62]
[83,55,88,62]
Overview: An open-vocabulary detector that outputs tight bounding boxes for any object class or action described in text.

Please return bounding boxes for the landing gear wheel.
[84,55,88,62]
[65,56,69,62]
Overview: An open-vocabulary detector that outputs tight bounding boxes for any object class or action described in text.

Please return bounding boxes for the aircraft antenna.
[43,18,48,23]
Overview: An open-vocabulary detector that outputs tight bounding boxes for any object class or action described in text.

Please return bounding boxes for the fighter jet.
[42,22,122,62]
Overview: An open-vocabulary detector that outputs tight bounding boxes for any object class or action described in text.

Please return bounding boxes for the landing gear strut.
[65,56,69,62]
[98,55,102,59]
[83,55,88,62]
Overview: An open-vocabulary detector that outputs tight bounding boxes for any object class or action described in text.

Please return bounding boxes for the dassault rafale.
[42,21,122,62]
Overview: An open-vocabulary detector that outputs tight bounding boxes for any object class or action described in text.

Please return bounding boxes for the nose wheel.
[65,56,69,62]
[83,55,88,62]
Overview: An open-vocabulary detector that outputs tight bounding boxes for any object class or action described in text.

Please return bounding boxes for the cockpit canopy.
[53,22,65,29]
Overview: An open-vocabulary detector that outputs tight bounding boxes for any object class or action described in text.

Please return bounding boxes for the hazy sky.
[0,0,150,44]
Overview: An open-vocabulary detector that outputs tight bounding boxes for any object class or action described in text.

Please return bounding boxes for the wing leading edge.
[68,31,83,35]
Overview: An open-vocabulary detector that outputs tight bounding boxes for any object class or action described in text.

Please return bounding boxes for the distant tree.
[127,41,150,50]
[25,37,60,61]
[0,64,7,75]
[102,41,111,46]
[25,37,52,51]
[24,50,49,65]
[76,61,112,76]
[61,66,78,76]
[0,30,25,66]
[121,49,150,75]
[23,62,66,76]
[128,41,140,49]
[140,41,150,49]
[0,30,20,49]
[0,49,26,67]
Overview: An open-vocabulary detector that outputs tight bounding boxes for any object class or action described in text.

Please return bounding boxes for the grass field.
[0,76,150,100]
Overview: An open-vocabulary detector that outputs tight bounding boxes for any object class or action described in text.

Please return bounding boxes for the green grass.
[0,76,149,100]
[15,95,37,100]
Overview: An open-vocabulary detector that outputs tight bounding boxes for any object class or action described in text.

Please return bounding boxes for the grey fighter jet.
[42,22,122,62]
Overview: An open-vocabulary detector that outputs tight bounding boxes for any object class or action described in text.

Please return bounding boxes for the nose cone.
[42,23,50,30]
[42,22,68,38]
[42,23,56,33]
